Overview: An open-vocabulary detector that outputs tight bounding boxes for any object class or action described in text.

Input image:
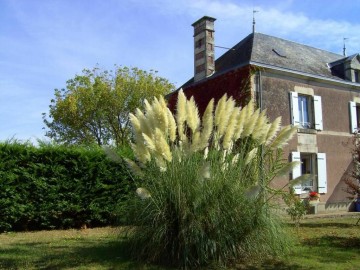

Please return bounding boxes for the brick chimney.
[192,16,216,82]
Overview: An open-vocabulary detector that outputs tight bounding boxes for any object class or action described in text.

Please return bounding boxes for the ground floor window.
[291,152,327,194]
[300,153,315,191]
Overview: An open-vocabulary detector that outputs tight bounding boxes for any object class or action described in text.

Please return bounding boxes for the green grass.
[0,216,359,270]
[0,227,166,270]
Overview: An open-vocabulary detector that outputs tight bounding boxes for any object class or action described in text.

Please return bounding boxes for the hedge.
[0,141,134,232]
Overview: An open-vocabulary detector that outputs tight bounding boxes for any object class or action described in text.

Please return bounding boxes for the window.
[292,152,327,194]
[290,92,323,130]
[355,70,360,83]
[298,95,312,129]
[349,101,360,133]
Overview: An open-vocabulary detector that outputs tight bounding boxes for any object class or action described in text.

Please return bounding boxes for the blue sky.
[1,0,360,143]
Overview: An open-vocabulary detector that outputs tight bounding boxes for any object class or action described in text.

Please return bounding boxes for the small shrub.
[283,190,309,227]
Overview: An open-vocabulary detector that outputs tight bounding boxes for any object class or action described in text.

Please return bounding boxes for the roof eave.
[250,61,360,88]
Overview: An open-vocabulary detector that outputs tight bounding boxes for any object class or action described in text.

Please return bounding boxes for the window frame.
[290,92,323,130]
[291,152,327,194]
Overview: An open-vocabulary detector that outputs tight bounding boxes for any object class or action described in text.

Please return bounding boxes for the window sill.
[297,128,317,134]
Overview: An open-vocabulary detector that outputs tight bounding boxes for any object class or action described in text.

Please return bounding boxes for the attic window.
[272,48,287,58]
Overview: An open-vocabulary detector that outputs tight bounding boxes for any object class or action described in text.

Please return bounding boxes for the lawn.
[0,216,359,270]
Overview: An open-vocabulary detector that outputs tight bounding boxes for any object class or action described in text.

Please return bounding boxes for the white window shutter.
[317,153,327,194]
[314,95,323,130]
[291,152,302,194]
[349,101,357,133]
[290,92,299,126]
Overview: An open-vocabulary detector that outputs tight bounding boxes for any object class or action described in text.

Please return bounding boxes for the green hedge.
[0,141,133,232]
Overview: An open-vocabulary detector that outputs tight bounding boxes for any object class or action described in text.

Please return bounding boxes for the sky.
[1,0,360,143]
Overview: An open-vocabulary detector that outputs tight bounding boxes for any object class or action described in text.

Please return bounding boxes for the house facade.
[168,16,360,212]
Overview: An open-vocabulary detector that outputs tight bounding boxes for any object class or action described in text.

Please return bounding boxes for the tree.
[43,66,175,146]
[343,133,360,200]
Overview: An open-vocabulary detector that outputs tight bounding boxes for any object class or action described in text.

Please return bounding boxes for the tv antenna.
[253,10,259,33]
[343,38,348,57]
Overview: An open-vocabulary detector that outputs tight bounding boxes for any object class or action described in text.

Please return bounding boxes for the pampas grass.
[121,89,298,268]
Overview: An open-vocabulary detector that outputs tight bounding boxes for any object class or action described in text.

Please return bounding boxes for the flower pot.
[355,199,360,212]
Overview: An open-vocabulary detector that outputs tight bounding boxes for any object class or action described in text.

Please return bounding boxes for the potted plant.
[308,191,320,202]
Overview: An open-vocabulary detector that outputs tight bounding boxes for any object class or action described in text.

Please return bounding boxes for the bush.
[283,189,309,227]
[120,92,299,268]
[0,141,133,232]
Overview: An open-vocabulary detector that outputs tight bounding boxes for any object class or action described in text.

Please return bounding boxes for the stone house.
[168,16,360,212]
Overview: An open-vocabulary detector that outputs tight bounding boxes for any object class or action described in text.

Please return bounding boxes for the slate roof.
[182,32,348,88]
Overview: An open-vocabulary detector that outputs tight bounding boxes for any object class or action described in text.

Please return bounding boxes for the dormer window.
[329,53,360,83]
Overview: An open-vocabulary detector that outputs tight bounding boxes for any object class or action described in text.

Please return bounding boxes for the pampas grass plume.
[154,128,172,162]
[142,133,156,151]
[167,108,177,142]
[270,125,297,148]
[136,187,151,199]
[265,116,282,145]
[222,107,239,149]
[186,96,200,132]
[245,147,258,165]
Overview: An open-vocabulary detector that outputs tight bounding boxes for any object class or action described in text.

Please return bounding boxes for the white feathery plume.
[135,108,152,137]
[245,147,258,165]
[242,108,260,138]
[167,108,177,142]
[176,90,187,141]
[222,107,239,149]
[252,110,269,142]
[216,96,235,137]
[265,116,282,145]
[154,128,172,162]
[269,125,297,149]
[142,133,156,151]
[186,96,200,132]
[199,162,211,180]
[234,103,249,140]
[214,94,227,127]
[131,143,151,164]
[190,130,201,152]
[136,187,151,199]
[231,153,239,166]
[203,147,209,160]
[129,113,141,136]
[124,158,144,177]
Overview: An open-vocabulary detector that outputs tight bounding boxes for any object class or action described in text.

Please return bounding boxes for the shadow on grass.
[0,237,168,270]
[298,222,357,229]
[0,236,307,270]
[231,259,309,270]
[296,235,360,266]
[303,235,360,249]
